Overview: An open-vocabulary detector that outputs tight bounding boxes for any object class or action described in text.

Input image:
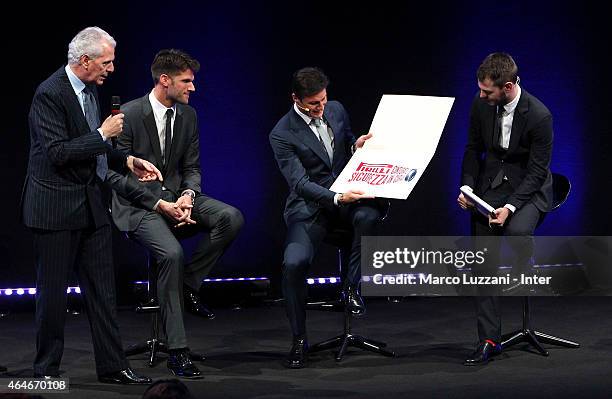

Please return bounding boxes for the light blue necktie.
[312,118,334,162]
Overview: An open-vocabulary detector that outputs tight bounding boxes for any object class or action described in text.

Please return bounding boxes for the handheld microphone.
[111,96,121,148]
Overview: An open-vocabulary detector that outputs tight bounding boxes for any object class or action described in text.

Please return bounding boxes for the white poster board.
[330,94,454,199]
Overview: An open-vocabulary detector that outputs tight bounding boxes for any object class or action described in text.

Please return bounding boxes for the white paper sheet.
[330,94,454,199]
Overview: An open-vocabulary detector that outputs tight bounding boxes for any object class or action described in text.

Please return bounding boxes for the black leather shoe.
[344,286,366,317]
[464,340,502,366]
[284,337,308,369]
[168,350,203,379]
[188,350,206,362]
[184,286,216,319]
[98,368,152,385]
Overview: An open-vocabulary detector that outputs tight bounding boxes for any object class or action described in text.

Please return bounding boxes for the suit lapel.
[507,90,529,154]
[483,104,496,149]
[58,68,91,136]
[289,108,332,169]
[141,96,164,167]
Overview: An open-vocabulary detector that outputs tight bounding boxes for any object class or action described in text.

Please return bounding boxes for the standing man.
[21,26,156,383]
[269,67,380,369]
[109,49,244,378]
[458,52,553,365]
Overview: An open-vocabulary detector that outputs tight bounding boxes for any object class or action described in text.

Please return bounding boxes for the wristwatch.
[183,190,195,204]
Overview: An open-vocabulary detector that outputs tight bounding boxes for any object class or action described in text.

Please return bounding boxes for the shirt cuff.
[504,204,516,214]
[153,199,162,211]
[181,189,196,198]
[97,128,108,142]
[334,193,342,206]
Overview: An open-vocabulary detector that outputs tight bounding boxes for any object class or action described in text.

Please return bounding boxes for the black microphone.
[111,96,121,149]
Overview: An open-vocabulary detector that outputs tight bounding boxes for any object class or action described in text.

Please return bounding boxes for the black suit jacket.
[21,67,127,230]
[269,101,355,224]
[461,89,553,212]
[109,94,201,232]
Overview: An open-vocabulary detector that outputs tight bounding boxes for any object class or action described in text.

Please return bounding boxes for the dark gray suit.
[109,94,243,350]
[461,89,553,342]
[269,101,382,337]
[21,66,130,376]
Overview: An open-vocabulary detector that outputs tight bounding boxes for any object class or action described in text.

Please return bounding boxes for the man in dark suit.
[458,52,553,365]
[269,67,380,368]
[108,49,244,378]
[21,27,156,383]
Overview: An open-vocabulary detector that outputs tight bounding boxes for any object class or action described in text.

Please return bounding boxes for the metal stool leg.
[501,297,579,356]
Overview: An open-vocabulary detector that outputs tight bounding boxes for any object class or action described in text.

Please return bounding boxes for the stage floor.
[1,296,611,398]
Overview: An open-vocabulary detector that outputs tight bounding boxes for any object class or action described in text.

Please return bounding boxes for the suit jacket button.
[162,186,167,191]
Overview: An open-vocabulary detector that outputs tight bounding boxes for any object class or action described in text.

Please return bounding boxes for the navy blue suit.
[270,101,381,336]
[21,67,130,376]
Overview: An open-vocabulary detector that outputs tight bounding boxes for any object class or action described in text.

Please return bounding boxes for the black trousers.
[471,181,543,342]
[31,225,129,376]
[282,201,381,337]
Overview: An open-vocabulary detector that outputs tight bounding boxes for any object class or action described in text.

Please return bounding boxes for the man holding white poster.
[458,53,554,366]
[269,67,381,369]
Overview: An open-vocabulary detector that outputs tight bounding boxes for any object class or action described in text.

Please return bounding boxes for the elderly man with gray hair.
[21,26,158,384]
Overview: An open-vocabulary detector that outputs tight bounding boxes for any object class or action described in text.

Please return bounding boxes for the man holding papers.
[269,67,379,368]
[457,53,554,365]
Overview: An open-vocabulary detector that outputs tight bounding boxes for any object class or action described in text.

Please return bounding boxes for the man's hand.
[338,189,375,205]
[173,194,196,228]
[127,156,163,182]
[489,207,511,227]
[100,113,124,139]
[355,132,373,150]
[457,193,474,210]
[156,200,185,222]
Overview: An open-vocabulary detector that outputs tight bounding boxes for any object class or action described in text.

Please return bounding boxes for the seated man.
[458,52,553,366]
[109,49,244,378]
[269,67,380,368]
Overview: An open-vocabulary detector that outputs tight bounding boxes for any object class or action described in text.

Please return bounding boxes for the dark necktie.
[82,86,107,180]
[164,108,174,166]
[493,105,505,151]
[491,105,506,188]
[311,118,333,162]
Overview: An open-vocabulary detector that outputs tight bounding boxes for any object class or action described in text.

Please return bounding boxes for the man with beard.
[458,52,554,365]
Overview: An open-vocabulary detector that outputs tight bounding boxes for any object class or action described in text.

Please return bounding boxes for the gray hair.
[67,26,116,65]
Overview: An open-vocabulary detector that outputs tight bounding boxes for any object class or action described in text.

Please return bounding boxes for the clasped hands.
[156,195,196,228]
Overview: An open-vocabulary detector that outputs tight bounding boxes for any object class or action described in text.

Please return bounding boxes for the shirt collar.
[503,84,521,115]
[149,90,176,120]
[65,64,87,95]
[293,102,326,126]
[293,102,313,125]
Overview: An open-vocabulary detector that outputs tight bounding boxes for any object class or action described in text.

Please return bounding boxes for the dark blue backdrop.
[2,2,609,293]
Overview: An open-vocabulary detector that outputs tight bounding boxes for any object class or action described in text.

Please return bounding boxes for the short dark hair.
[291,67,329,99]
[142,379,194,399]
[151,49,200,84]
[477,52,518,88]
